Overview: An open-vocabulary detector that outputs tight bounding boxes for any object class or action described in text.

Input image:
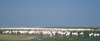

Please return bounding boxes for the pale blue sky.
[0,0,100,27]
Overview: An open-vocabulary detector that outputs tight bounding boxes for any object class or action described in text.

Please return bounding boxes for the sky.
[0,0,100,27]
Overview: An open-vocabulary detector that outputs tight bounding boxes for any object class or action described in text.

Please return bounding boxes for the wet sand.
[0,35,30,40]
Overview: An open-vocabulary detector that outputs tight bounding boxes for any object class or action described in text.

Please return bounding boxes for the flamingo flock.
[0,28,99,38]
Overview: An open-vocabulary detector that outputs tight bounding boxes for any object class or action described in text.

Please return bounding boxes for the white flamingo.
[89,33,93,37]
[72,32,78,36]
[94,33,99,37]
[80,32,84,35]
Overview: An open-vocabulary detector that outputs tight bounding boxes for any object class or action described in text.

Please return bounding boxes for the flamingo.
[80,32,84,37]
[89,33,93,38]
[94,33,99,37]
[72,32,78,37]
[66,31,70,37]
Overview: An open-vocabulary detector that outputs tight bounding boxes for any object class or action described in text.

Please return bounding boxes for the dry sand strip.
[0,35,30,40]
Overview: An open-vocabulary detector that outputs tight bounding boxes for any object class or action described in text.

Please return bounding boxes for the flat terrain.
[0,27,100,41]
[42,27,100,29]
[0,27,100,29]
[0,35,30,40]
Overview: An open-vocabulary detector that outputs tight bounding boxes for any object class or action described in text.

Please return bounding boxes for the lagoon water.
[0,30,100,41]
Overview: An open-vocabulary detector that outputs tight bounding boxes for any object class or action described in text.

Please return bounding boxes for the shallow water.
[0,30,100,41]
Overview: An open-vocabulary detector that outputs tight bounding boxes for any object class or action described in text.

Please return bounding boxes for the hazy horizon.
[0,0,100,27]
